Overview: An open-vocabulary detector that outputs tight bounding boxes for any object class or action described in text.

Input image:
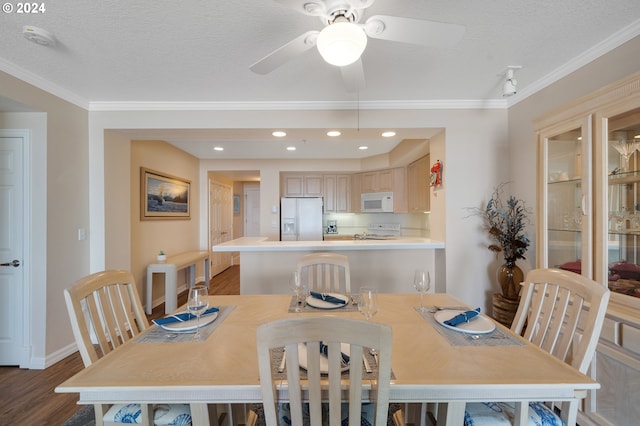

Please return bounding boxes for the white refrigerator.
[280,197,324,241]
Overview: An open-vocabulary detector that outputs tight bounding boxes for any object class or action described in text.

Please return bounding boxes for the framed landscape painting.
[141,167,191,220]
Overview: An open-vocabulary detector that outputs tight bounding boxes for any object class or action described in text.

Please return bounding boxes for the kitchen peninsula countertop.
[213,236,444,252]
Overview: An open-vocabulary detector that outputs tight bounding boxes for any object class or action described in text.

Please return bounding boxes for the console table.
[145,251,210,314]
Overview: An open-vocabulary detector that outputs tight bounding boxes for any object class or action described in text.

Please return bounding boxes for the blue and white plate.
[434,309,496,334]
[159,311,218,332]
[305,293,349,309]
[297,342,350,374]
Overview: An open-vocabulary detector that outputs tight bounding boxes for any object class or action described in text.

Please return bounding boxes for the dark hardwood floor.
[0,265,240,425]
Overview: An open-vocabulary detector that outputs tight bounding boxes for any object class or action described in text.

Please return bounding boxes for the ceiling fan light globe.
[317,22,367,67]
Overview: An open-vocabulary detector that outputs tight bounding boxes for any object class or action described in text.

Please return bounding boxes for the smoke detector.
[23,26,56,47]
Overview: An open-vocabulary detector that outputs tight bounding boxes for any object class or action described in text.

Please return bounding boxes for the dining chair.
[464,268,610,426]
[256,316,393,425]
[297,252,351,294]
[64,270,192,426]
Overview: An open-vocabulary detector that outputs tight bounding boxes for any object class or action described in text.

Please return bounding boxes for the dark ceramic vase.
[497,259,524,300]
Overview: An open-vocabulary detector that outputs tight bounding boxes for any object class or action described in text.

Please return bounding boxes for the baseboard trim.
[40,342,78,369]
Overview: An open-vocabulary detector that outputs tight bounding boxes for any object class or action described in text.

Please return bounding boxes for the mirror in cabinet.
[544,121,591,279]
[606,106,640,299]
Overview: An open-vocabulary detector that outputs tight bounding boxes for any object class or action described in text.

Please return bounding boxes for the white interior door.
[244,183,260,237]
[0,135,25,365]
[209,180,233,275]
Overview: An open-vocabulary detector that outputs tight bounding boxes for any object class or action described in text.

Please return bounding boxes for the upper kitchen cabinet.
[324,174,351,213]
[350,173,361,213]
[407,155,430,213]
[361,169,393,192]
[535,72,640,426]
[359,167,407,213]
[281,174,323,197]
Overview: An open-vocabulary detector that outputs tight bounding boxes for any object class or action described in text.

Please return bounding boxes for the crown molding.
[508,18,640,107]
[3,18,639,113]
[87,99,508,112]
[0,58,89,110]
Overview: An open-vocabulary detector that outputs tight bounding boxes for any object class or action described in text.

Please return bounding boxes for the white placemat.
[136,305,235,343]
[270,346,395,380]
[288,295,359,313]
[417,307,524,347]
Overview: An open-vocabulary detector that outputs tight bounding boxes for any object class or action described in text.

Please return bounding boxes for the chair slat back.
[64,270,149,367]
[511,268,610,374]
[297,253,351,294]
[257,317,392,426]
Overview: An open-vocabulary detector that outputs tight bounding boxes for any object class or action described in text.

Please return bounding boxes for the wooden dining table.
[56,293,598,426]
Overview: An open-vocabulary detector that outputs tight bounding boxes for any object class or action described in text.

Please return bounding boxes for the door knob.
[0,259,20,267]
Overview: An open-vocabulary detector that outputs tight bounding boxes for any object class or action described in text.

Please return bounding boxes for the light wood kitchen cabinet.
[407,155,430,212]
[358,167,407,213]
[535,71,640,426]
[281,174,323,197]
[350,173,361,213]
[323,174,351,213]
[361,169,394,192]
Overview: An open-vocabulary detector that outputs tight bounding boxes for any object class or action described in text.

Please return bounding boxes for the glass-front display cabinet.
[538,116,592,279]
[597,106,640,301]
[536,72,640,426]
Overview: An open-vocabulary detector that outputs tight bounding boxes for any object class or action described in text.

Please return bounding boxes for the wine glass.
[413,269,431,313]
[358,287,378,320]
[289,271,305,312]
[187,284,209,340]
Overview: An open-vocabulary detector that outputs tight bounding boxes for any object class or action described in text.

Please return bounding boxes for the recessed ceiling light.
[381,131,396,137]
[327,130,341,137]
[286,146,296,151]
[272,131,287,137]
[359,146,368,150]
[213,146,224,151]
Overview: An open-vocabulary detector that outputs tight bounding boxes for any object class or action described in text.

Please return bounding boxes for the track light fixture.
[502,66,522,97]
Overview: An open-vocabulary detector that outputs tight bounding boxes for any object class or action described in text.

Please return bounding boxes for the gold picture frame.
[140,167,191,220]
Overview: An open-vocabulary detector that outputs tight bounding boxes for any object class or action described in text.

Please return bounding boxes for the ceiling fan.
[250,0,465,92]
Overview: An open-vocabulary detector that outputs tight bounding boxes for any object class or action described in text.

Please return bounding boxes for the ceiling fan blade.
[250,31,319,74]
[340,59,366,93]
[364,15,465,48]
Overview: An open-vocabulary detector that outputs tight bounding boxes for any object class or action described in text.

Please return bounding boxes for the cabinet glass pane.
[547,128,583,272]
[606,107,640,299]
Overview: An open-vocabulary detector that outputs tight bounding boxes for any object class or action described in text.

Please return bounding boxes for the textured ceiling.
[1,0,639,160]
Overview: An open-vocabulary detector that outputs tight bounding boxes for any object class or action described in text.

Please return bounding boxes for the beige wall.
[128,140,201,306]
[0,71,89,366]
[104,130,132,271]
[232,181,244,240]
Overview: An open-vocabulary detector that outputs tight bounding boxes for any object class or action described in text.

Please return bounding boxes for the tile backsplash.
[323,212,430,237]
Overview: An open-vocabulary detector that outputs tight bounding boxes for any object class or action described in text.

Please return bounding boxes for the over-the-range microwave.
[361,192,394,213]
